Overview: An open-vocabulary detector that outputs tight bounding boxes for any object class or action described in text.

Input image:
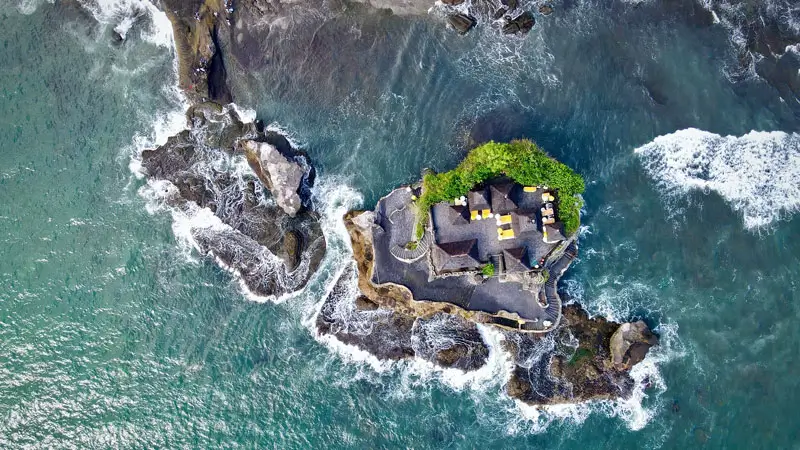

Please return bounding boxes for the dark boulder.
[502,11,535,35]
[448,13,477,35]
[493,7,508,20]
[538,4,554,15]
[281,231,302,271]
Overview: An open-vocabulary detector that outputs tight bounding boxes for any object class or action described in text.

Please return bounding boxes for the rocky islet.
[151,0,660,407]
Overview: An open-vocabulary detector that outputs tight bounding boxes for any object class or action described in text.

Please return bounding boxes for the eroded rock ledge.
[141,102,326,297]
[317,209,658,405]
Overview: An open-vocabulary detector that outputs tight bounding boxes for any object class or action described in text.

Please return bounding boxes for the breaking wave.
[635,128,800,229]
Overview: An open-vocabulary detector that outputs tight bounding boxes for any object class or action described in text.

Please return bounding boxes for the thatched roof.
[544,223,566,243]
[432,239,482,272]
[468,188,490,212]
[503,247,530,273]
[489,183,518,214]
[448,205,470,225]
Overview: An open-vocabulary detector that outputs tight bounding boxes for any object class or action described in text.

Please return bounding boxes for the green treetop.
[417,139,584,237]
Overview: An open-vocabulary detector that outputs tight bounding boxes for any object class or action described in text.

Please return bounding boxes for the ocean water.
[2,0,800,448]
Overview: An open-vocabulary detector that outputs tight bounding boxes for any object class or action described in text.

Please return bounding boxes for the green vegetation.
[481,263,496,277]
[568,347,595,366]
[415,139,584,238]
[541,268,550,283]
[404,241,419,251]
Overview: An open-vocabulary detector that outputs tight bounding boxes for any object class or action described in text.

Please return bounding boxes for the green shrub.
[416,139,585,236]
[481,263,495,277]
[568,347,595,366]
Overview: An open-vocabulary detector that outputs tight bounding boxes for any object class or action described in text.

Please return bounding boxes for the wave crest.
[635,128,800,229]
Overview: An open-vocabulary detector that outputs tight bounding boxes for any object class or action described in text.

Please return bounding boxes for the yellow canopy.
[500,229,515,240]
[470,210,479,221]
[498,214,512,225]
[481,209,491,218]
[524,186,536,193]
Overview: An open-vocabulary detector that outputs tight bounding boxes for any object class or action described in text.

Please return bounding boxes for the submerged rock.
[538,4,554,16]
[610,321,658,370]
[140,103,326,298]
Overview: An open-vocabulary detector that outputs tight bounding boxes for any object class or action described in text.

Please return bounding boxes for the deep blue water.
[1,0,800,448]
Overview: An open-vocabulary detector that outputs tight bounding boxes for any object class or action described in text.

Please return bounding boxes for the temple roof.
[448,204,470,225]
[432,239,482,272]
[468,188,490,212]
[490,183,518,214]
[503,247,530,272]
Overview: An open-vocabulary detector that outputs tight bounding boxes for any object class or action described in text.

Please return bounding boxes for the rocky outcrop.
[502,11,535,35]
[317,205,659,405]
[316,262,489,370]
[437,0,547,36]
[161,0,230,104]
[448,14,477,35]
[504,305,658,405]
[242,140,304,217]
[610,321,658,370]
[141,103,326,297]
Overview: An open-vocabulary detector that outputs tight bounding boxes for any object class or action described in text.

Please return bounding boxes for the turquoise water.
[2,1,800,448]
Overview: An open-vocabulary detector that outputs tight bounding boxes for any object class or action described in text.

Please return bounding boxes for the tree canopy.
[417,139,584,236]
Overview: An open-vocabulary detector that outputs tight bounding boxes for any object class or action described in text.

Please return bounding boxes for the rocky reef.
[314,208,658,405]
[141,102,325,297]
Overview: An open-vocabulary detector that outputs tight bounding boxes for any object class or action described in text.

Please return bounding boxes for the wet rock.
[501,0,518,10]
[242,140,305,217]
[610,321,658,370]
[538,4,553,15]
[493,7,507,20]
[141,103,326,298]
[502,11,535,35]
[355,295,380,311]
[448,13,477,35]
[317,263,490,370]
[281,230,301,271]
[413,313,490,371]
[502,305,651,405]
[441,0,465,5]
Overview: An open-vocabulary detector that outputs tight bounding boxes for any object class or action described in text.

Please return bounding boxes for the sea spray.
[635,128,800,230]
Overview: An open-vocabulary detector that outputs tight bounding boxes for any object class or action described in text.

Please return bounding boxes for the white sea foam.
[75,0,175,47]
[12,0,50,14]
[635,128,800,229]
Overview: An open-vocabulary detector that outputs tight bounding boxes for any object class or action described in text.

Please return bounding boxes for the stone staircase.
[490,253,504,277]
[389,231,432,262]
